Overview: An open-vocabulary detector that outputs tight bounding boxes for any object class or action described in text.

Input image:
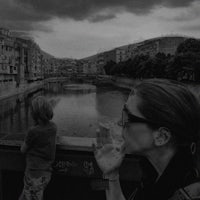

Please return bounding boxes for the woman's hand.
[93,123,125,174]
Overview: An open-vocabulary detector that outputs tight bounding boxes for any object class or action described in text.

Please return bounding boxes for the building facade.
[0,28,17,93]
[130,36,186,58]
[0,27,51,95]
[82,36,188,68]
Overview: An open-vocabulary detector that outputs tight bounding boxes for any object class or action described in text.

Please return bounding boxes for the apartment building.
[27,41,44,82]
[0,28,17,92]
[130,36,186,58]
[15,37,29,86]
[104,36,186,63]
[102,47,127,64]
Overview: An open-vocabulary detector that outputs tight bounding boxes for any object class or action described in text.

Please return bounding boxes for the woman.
[94,79,200,200]
[19,96,57,200]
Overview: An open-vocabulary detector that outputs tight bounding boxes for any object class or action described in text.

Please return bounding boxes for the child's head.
[31,96,53,124]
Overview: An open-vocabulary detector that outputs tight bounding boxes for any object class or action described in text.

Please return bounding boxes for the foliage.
[103,61,116,75]
[103,38,200,81]
[170,38,200,80]
[176,38,200,54]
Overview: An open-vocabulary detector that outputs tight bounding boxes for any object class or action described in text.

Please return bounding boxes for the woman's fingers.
[100,144,114,154]
[96,129,103,148]
[99,123,112,145]
[93,142,125,174]
[96,128,113,148]
[104,130,112,144]
[92,142,102,160]
[92,143,97,155]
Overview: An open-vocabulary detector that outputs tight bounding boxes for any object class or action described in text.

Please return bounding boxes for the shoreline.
[1,76,198,102]
[0,81,44,102]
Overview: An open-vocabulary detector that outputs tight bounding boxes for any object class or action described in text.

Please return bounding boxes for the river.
[1,81,200,139]
[0,82,130,138]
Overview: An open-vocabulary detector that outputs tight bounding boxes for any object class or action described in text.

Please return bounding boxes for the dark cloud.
[0,20,52,32]
[160,1,200,22]
[0,0,198,31]
[17,0,197,18]
[0,0,52,32]
[89,14,116,23]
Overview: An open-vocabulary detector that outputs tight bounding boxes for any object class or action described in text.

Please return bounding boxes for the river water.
[1,82,200,139]
[0,83,130,138]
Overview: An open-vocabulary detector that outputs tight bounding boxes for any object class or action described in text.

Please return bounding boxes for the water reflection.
[0,83,129,138]
[96,88,129,122]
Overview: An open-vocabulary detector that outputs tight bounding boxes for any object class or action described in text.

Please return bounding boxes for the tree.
[169,38,200,81]
[104,61,116,75]
[177,38,200,54]
[153,53,169,78]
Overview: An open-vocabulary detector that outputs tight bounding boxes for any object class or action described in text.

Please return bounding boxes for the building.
[15,37,29,86]
[130,36,186,58]
[80,36,189,71]
[0,28,17,93]
[80,55,100,74]
[27,40,44,82]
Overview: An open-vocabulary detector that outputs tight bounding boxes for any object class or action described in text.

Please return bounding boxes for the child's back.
[25,121,57,176]
[19,96,57,200]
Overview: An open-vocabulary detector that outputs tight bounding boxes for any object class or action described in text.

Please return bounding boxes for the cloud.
[0,0,52,31]
[89,14,116,22]
[0,0,198,32]
[159,1,200,22]
[180,24,200,32]
[17,0,197,18]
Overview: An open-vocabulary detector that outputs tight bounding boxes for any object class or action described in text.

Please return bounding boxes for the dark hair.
[31,96,53,124]
[131,79,200,149]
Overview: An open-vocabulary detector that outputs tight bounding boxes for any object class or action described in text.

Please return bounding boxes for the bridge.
[0,134,141,200]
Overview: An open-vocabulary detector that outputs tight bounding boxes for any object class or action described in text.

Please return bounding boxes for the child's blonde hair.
[31,96,53,124]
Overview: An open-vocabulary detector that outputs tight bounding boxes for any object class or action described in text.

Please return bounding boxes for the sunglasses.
[118,104,160,128]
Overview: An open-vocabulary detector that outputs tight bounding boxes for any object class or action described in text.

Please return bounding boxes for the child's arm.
[21,128,36,153]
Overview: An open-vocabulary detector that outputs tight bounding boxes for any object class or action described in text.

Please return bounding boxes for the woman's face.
[122,95,156,155]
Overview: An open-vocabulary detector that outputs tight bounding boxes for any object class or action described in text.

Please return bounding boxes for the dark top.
[129,150,198,200]
[25,121,57,172]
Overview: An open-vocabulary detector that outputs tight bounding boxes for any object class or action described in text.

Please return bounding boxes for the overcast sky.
[1,0,200,59]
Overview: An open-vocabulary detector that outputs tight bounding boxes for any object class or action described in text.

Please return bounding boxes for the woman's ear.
[153,127,171,146]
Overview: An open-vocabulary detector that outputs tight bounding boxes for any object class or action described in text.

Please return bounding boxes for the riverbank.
[0,81,44,101]
[2,76,195,103]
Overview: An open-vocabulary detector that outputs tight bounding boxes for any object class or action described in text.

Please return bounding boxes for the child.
[19,96,57,200]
